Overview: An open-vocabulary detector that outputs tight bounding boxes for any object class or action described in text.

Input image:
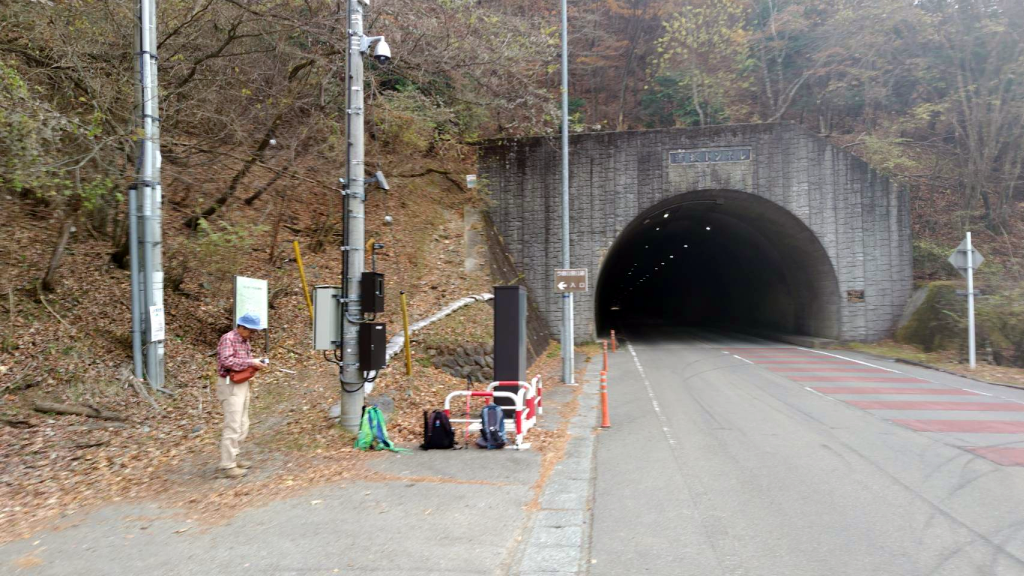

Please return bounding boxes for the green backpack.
[354,406,407,452]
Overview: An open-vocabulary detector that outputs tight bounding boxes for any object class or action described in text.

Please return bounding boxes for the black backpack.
[475,404,507,449]
[421,410,455,450]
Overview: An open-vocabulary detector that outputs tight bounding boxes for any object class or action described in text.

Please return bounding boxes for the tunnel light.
[656,227,660,231]
[663,213,669,218]
[706,226,711,231]
[670,255,674,259]
[684,244,689,248]
[661,262,665,265]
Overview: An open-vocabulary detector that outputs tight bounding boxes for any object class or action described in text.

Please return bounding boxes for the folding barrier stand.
[443,375,543,450]
[445,390,530,450]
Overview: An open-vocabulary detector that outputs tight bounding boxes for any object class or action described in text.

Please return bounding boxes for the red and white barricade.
[443,375,543,450]
[444,389,530,449]
[486,378,542,435]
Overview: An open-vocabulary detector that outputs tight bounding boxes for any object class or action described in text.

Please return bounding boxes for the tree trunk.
[692,79,705,127]
[185,113,283,229]
[268,192,287,263]
[244,158,292,205]
[41,217,75,292]
[33,401,125,421]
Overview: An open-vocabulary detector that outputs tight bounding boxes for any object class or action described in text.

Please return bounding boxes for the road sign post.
[555,269,586,386]
[948,234,984,369]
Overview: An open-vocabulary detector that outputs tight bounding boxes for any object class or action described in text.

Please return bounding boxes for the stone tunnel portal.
[596,189,841,339]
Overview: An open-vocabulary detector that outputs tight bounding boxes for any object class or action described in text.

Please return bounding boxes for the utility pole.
[560,0,575,385]
[133,0,165,388]
[339,0,368,432]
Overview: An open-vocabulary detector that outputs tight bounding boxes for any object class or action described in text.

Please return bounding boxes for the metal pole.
[339,0,367,431]
[128,187,143,380]
[560,0,574,385]
[137,0,164,388]
[148,0,165,387]
[967,232,976,369]
[401,291,412,376]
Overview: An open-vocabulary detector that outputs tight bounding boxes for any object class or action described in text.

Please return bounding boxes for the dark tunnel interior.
[595,189,841,339]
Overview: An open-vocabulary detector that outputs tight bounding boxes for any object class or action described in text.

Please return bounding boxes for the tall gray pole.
[137,0,165,388]
[560,0,575,385]
[339,0,367,431]
[967,231,976,369]
[128,187,143,380]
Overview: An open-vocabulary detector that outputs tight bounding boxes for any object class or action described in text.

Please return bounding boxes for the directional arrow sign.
[555,269,588,293]
[948,239,984,278]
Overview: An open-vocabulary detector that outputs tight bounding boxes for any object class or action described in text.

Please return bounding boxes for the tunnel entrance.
[595,189,840,339]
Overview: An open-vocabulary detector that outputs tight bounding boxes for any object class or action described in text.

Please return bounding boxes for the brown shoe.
[235,460,252,469]
[219,467,247,479]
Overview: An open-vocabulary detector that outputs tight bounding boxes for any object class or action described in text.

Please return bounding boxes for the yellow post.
[293,240,314,322]
[401,291,413,376]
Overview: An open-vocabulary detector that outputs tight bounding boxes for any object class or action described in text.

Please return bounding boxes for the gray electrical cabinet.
[313,285,342,350]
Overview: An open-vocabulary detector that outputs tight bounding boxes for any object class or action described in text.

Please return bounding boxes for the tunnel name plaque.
[669,148,752,165]
[555,269,588,293]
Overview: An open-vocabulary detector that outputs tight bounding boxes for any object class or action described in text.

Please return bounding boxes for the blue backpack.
[476,404,506,449]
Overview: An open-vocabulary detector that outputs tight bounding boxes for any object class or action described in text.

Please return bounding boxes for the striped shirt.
[217,329,252,377]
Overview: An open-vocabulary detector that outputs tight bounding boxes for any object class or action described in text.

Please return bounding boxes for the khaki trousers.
[216,376,250,469]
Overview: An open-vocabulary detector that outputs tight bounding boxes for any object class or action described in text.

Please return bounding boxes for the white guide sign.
[233,276,268,329]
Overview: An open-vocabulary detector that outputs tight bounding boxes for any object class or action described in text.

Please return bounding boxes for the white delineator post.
[559,0,574,385]
[339,0,367,432]
[967,232,976,369]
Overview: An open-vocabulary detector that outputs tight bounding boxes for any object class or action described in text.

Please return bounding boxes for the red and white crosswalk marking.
[722,346,1024,467]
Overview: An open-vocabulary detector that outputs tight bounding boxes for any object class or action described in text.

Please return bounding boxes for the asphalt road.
[590,329,1024,576]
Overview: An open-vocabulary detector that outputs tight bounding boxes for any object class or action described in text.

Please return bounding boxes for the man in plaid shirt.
[216,313,265,478]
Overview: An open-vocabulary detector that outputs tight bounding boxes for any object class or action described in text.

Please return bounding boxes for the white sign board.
[555,269,588,292]
[948,239,985,278]
[148,305,165,342]
[466,174,477,188]
[233,276,268,329]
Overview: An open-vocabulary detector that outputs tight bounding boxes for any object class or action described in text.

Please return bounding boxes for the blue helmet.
[237,313,263,330]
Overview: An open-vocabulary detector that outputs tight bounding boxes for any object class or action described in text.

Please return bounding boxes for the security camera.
[384,215,394,225]
[373,39,391,65]
[374,171,389,190]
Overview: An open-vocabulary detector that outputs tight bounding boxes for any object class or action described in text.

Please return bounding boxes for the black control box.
[359,322,387,371]
[361,272,385,313]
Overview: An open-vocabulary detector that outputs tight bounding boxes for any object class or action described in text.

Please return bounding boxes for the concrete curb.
[510,359,601,575]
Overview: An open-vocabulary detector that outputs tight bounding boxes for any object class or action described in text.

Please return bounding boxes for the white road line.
[627,342,677,446]
[732,354,754,364]
[804,386,838,401]
[962,388,994,397]
[798,347,904,374]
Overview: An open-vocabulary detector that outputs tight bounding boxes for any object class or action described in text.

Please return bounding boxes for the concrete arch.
[595,189,841,339]
[479,123,913,342]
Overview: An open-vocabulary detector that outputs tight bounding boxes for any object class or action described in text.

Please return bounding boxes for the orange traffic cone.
[600,370,611,428]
